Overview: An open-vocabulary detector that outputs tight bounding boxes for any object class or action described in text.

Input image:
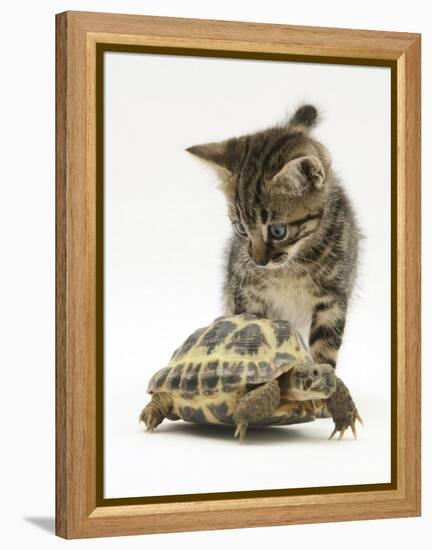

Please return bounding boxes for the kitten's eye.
[233,222,248,237]
[269,224,287,240]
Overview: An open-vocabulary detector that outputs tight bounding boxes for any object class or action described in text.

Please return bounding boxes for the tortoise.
[139,313,363,441]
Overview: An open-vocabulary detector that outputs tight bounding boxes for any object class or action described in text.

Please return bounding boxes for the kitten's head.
[187,105,332,268]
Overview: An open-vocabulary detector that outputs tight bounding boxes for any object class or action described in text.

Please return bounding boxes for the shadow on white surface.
[24,517,55,534]
[145,420,338,445]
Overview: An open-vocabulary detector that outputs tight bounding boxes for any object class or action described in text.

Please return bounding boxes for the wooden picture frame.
[55,10,421,539]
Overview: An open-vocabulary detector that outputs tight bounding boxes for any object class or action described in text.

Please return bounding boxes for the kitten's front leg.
[223,243,268,316]
[309,298,347,368]
[224,278,268,317]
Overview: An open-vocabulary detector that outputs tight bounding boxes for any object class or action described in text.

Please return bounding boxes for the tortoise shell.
[147,313,316,427]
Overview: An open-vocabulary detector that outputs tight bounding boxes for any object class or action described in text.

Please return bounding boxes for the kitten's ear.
[288,105,319,130]
[270,155,325,197]
[186,138,239,175]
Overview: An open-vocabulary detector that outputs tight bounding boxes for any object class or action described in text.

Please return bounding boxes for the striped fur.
[187,105,361,369]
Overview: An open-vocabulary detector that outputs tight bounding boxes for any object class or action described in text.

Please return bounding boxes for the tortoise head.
[283,363,336,400]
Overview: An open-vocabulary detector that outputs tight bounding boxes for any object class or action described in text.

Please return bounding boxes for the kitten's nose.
[254,256,269,266]
[250,239,269,266]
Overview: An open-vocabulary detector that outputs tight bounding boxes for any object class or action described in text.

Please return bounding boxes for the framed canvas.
[55,11,421,539]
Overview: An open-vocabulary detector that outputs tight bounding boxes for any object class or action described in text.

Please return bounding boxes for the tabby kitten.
[187,105,360,369]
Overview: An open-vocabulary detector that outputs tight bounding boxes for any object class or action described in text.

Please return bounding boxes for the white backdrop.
[1,0,430,548]
[104,52,391,497]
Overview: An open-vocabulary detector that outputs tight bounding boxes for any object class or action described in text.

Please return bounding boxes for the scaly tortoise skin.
[139,314,362,441]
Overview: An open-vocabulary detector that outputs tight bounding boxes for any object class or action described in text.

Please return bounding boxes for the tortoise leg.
[139,392,174,432]
[233,380,280,442]
[325,377,363,440]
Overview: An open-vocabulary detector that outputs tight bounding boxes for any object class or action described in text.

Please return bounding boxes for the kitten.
[187,105,360,369]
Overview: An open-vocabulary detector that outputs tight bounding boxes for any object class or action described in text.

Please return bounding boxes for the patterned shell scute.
[147,313,311,395]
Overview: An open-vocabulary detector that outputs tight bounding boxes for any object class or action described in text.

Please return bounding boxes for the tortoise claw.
[139,407,163,432]
[328,426,338,440]
[234,421,248,442]
[329,413,363,441]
